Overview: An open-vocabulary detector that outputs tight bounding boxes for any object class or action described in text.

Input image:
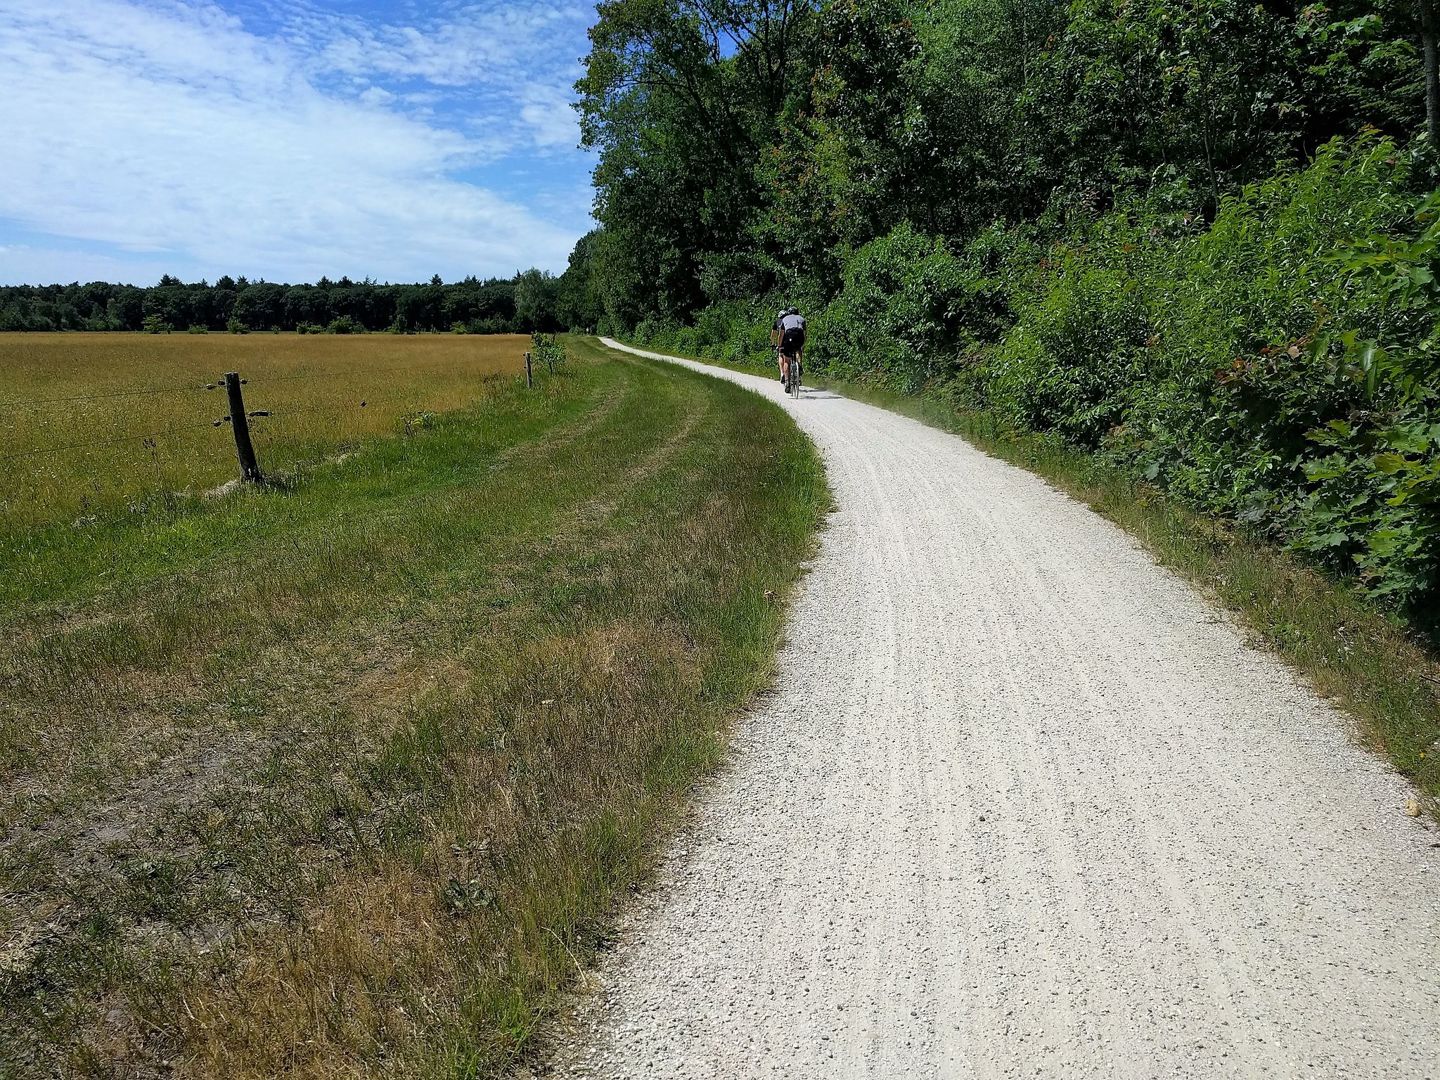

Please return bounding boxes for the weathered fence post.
[525,351,533,389]
[224,371,263,482]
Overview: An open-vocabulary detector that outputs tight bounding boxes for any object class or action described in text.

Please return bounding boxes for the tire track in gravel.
[545,339,1440,1079]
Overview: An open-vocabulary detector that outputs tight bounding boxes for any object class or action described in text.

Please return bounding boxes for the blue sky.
[0,0,598,286]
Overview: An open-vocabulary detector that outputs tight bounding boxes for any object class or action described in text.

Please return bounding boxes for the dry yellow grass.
[0,339,828,1078]
[0,332,527,529]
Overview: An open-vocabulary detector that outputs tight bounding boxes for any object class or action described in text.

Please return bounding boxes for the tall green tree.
[578,0,818,324]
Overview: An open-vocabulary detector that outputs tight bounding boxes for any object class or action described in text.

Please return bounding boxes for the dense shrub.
[465,317,511,335]
[641,137,1440,613]
[985,249,1151,449]
[968,137,1437,610]
[817,223,972,391]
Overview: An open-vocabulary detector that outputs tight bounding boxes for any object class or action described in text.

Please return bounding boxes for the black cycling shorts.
[780,326,805,357]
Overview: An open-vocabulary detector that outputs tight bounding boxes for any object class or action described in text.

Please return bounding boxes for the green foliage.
[141,314,171,334]
[964,137,1439,611]
[986,257,1149,449]
[574,0,1428,331]
[817,223,970,391]
[530,332,568,371]
[514,269,563,332]
[1289,189,1440,602]
[326,315,363,335]
[1298,418,1440,603]
[1,272,565,334]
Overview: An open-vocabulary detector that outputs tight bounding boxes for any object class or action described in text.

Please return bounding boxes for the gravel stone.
[548,341,1440,1079]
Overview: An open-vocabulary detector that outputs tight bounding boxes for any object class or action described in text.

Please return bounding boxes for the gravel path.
[554,340,1440,1079]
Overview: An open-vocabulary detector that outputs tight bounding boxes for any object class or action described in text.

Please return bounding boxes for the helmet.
[787,307,799,316]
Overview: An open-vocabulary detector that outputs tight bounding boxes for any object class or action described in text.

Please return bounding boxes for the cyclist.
[776,307,806,387]
[770,308,788,383]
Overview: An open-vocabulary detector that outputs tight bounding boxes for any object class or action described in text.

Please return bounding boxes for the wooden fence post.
[224,371,263,482]
[525,351,533,389]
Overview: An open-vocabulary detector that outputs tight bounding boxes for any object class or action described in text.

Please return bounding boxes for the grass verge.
[0,337,827,1077]
[626,339,1440,812]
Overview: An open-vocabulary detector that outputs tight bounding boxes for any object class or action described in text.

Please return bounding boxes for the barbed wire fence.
[0,351,551,482]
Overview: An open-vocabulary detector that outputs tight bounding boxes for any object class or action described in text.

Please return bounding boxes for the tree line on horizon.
[0,268,590,334]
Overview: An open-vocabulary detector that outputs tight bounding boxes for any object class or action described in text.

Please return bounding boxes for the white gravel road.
[554,340,1440,1079]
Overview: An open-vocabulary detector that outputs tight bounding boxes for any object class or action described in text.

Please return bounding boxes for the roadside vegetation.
[561,0,1439,800]
[0,337,827,1076]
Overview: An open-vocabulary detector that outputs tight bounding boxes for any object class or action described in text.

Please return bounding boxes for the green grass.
[631,339,1440,813]
[0,338,828,1077]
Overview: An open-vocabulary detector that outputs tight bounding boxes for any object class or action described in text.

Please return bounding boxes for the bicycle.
[782,350,802,399]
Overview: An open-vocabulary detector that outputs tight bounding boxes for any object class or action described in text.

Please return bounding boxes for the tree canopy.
[563,0,1432,331]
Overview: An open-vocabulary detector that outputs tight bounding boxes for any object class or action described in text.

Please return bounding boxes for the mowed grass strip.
[0,337,828,1077]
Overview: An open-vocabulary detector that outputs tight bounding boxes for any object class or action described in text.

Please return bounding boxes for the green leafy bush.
[818,222,972,392]
[1289,189,1440,605]
[645,136,1439,613]
[465,317,509,335]
[981,136,1438,611]
[530,332,568,371]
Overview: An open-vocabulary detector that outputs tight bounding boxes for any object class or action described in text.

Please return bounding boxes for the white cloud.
[521,85,582,149]
[357,85,397,107]
[275,1,588,90]
[267,0,590,150]
[0,0,592,284]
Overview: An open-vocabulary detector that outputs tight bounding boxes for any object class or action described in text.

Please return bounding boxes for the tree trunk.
[1425,0,1439,147]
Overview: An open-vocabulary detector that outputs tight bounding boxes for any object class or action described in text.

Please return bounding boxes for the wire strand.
[0,383,210,410]
[0,423,213,460]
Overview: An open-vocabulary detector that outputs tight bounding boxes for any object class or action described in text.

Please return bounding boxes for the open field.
[0,338,827,1077]
[0,332,530,534]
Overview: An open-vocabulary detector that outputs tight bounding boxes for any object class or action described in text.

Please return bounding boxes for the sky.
[0,0,598,286]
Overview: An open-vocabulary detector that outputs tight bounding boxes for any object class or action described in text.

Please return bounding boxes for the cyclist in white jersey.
[775,308,805,387]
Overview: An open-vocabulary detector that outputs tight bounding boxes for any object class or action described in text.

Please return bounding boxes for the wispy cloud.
[0,0,594,285]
